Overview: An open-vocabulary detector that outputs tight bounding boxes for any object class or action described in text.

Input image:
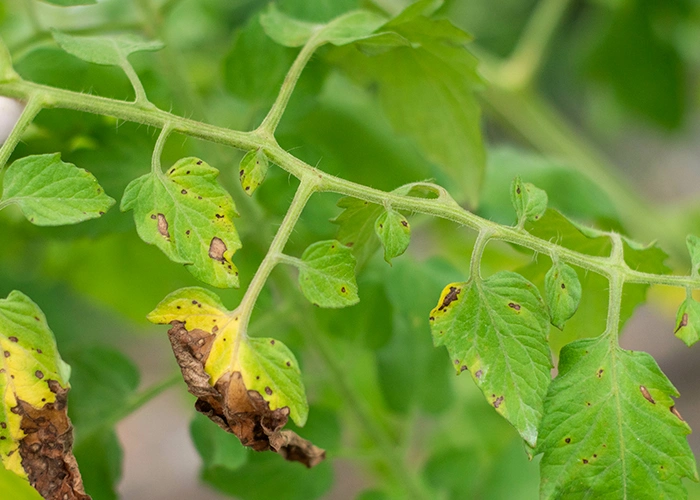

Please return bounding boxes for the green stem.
[257,39,320,137]
[119,53,153,107]
[470,229,493,280]
[498,0,572,89]
[151,122,173,175]
[236,176,318,329]
[0,94,42,170]
[0,80,697,292]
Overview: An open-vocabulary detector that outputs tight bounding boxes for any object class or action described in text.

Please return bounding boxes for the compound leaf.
[148,287,323,466]
[298,240,359,308]
[511,176,548,225]
[537,337,698,498]
[674,298,700,347]
[374,209,410,264]
[429,272,551,446]
[260,5,387,48]
[0,291,88,499]
[1,154,115,226]
[545,261,582,330]
[239,149,269,196]
[120,157,241,288]
[52,30,164,67]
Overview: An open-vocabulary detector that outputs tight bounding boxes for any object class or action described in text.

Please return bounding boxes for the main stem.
[1,78,698,291]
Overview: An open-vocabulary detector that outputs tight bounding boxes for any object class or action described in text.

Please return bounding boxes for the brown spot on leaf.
[4,351,9,358]
[35,371,44,380]
[157,213,170,239]
[166,321,324,467]
[37,349,42,354]
[438,286,461,311]
[640,385,655,404]
[561,283,566,289]
[341,287,346,293]
[460,365,468,373]
[582,459,588,464]
[215,214,224,219]
[593,454,597,458]
[508,302,521,311]
[8,336,18,343]
[286,362,291,367]
[208,237,227,262]
[475,370,483,379]
[181,189,187,195]
[596,369,604,378]
[493,396,504,408]
[15,381,90,500]
[516,186,521,194]
[675,313,689,333]
[270,340,275,346]
[265,387,273,396]
[565,437,571,444]
[670,406,684,421]
[401,220,408,227]
[196,160,203,165]
[0,422,6,429]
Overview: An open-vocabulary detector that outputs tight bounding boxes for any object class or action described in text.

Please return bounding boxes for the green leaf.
[329,6,484,204]
[260,5,387,48]
[298,240,359,308]
[0,37,19,82]
[332,197,383,268]
[374,209,410,263]
[0,291,72,476]
[190,412,247,472]
[120,157,241,288]
[537,337,698,498]
[239,149,269,196]
[545,261,582,330]
[39,0,96,5]
[429,272,551,445]
[51,30,164,67]
[511,176,548,225]
[0,464,41,500]
[1,154,115,226]
[687,234,700,275]
[674,298,700,347]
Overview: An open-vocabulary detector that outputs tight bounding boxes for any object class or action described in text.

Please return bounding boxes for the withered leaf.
[149,288,322,467]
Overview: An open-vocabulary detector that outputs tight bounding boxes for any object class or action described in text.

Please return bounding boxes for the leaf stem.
[256,38,320,137]
[119,53,154,108]
[236,175,318,330]
[470,229,493,280]
[151,122,173,175]
[0,94,42,171]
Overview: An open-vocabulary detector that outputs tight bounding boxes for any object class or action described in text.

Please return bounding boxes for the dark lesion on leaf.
[670,405,684,421]
[208,237,228,263]
[157,213,170,240]
[167,321,325,468]
[639,385,656,404]
[438,286,461,311]
[492,395,504,408]
[14,381,90,500]
[675,313,689,333]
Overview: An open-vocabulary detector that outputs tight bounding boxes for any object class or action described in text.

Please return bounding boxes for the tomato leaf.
[239,149,269,196]
[545,261,582,330]
[52,30,163,67]
[121,157,241,288]
[374,209,410,264]
[674,298,700,347]
[1,154,115,226]
[429,272,552,446]
[537,337,698,498]
[298,240,359,308]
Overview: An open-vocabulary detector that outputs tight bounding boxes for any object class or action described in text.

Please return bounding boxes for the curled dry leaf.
[149,288,324,468]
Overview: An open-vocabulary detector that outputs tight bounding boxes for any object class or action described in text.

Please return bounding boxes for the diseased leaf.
[686,234,700,275]
[148,287,323,466]
[298,240,359,308]
[52,30,164,67]
[332,197,383,268]
[260,5,387,48]
[239,149,269,196]
[0,291,88,500]
[511,176,547,225]
[537,337,698,498]
[120,157,241,288]
[545,261,581,330]
[674,298,700,347]
[374,209,410,264]
[0,37,19,82]
[429,272,551,445]
[1,154,115,226]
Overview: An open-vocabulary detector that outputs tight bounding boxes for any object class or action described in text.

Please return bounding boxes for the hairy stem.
[151,122,173,175]
[0,79,697,291]
[236,175,318,329]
